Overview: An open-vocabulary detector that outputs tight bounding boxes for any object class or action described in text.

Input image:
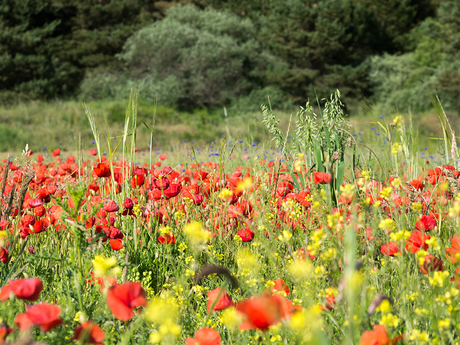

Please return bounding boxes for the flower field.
[1,93,460,345]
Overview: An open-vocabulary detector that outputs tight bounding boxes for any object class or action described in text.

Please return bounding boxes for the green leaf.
[314,142,325,173]
[336,161,346,197]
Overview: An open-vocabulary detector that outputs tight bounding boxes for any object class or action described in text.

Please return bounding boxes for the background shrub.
[82,5,286,109]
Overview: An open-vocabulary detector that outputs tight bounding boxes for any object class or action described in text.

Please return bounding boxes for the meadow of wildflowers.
[0,91,460,344]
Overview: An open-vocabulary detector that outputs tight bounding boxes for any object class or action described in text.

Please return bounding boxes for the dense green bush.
[369,1,460,112]
[206,0,437,104]
[81,5,286,108]
[0,0,199,103]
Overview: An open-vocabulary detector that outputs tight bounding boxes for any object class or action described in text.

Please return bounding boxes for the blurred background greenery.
[1,0,459,152]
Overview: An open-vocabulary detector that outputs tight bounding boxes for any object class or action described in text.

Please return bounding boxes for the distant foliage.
[82,5,285,108]
[370,1,460,112]
[206,0,437,104]
[0,0,200,103]
[1,0,455,111]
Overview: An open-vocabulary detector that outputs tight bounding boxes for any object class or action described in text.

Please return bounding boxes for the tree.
[83,5,285,108]
[0,0,200,102]
[205,0,437,104]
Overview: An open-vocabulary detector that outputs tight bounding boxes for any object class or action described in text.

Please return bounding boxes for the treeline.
[0,0,202,102]
[2,0,460,111]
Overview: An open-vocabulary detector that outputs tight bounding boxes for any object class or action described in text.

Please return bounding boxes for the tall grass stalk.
[84,103,101,162]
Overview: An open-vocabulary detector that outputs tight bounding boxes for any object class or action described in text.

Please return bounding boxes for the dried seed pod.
[194,265,239,289]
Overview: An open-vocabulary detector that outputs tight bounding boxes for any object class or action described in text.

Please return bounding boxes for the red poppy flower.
[446,234,460,264]
[296,247,316,261]
[295,190,311,208]
[322,287,336,311]
[164,183,182,198]
[237,228,254,242]
[0,220,11,231]
[106,282,147,321]
[380,242,399,256]
[338,193,353,205]
[86,216,96,229]
[71,321,105,345]
[270,279,290,296]
[236,294,295,331]
[1,278,43,302]
[206,288,235,312]
[186,327,221,345]
[124,198,134,210]
[158,233,176,244]
[194,170,208,181]
[405,231,430,254]
[20,214,35,228]
[0,325,13,343]
[33,219,48,234]
[130,174,145,188]
[153,177,170,190]
[93,163,111,178]
[409,179,425,191]
[15,303,63,332]
[415,215,437,231]
[0,247,8,264]
[34,205,46,217]
[29,198,44,208]
[104,200,119,213]
[313,172,332,184]
[159,155,167,161]
[90,148,98,156]
[52,149,60,157]
[420,255,444,274]
[428,167,443,185]
[360,325,402,345]
[110,239,123,251]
